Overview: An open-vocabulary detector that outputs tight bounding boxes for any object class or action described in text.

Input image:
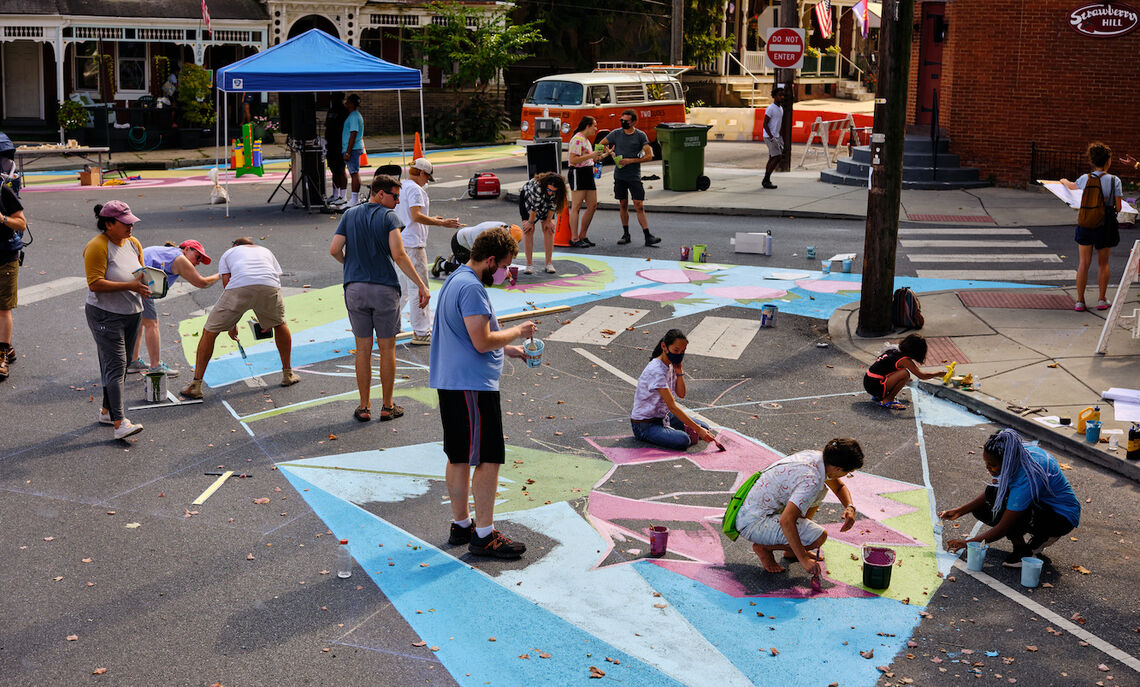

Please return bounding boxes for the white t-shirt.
[736,449,828,529]
[631,358,676,420]
[763,102,783,141]
[395,179,430,249]
[217,245,282,289]
[456,221,508,250]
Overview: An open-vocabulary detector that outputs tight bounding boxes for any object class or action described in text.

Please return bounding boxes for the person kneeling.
[630,329,717,450]
[942,428,1079,567]
[734,438,863,575]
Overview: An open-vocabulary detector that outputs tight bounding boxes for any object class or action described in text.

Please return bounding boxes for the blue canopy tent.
[213,29,424,214]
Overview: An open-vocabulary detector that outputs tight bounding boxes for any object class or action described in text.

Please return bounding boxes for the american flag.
[814,0,833,40]
[201,0,213,37]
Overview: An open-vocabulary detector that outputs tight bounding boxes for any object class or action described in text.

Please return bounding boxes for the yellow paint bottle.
[1076,406,1099,433]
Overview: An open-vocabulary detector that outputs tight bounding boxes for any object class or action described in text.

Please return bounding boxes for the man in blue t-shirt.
[341,94,365,206]
[330,174,429,423]
[429,227,536,558]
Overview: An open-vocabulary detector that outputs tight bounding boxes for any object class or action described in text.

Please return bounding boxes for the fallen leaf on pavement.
[1097,664,1109,672]
[246,553,255,560]
[66,634,78,641]
[653,603,667,609]
[253,497,271,505]
[412,641,426,647]
[1072,565,1091,575]
[769,647,779,656]
[124,523,141,529]
[860,650,874,659]
[43,537,54,542]
[1025,645,1038,652]
[589,666,606,679]
[92,668,107,675]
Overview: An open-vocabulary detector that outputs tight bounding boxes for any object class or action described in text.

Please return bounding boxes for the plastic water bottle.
[336,539,352,578]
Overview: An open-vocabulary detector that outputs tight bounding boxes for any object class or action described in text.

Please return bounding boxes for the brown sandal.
[379,404,404,421]
[353,406,371,422]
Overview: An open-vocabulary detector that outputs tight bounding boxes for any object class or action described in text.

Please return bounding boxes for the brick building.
[907,0,1140,187]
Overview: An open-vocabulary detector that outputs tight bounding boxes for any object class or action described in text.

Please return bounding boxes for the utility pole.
[777,0,796,172]
[856,0,915,336]
[671,0,684,65]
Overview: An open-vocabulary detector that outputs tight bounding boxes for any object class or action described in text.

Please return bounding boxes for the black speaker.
[301,148,325,197]
[279,93,317,139]
[526,140,560,178]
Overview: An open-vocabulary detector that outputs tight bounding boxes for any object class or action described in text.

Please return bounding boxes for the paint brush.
[205,472,253,478]
[810,547,823,592]
[714,438,726,452]
[236,339,246,359]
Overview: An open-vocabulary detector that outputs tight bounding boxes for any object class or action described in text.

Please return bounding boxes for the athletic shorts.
[346,151,361,175]
[569,166,596,192]
[344,282,401,339]
[0,259,18,310]
[204,285,285,333]
[863,373,886,398]
[450,233,470,265]
[438,389,505,466]
[614,176,645,202]
[765,137,785,158]
[1074,218,1120,250]
[141,294,158,320]
[737,513,825,548]
[327,152,345,173]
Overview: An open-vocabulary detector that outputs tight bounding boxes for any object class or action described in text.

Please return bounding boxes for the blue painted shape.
[914,387,988,427]
[279,467,686,687]
[634,560,921,685]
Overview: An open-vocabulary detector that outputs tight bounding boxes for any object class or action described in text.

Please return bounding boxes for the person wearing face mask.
[429,227,537,558]
[329,174,430,422]
[601,109,660,247]
[630,328,717,450]
[431,221,523,279]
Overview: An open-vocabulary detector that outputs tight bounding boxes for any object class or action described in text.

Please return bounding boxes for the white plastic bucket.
[966,541,987,571]
[1020,557,1044,587]
[144,370,167,402]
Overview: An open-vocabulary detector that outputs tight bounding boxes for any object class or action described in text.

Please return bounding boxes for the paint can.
[524,337,544,368]
[1020,557,1044,588]
[861,544,895,589]
[508,265,518,285]
[144,370,167,403]
[760,304,777,328]
[648,526,669,558]
[1084,420,1101,444]
[249,319,273,340]
[806,246,816,260]
[966,541,988,571]
[690,244,706,263]
[821,260,831,274]
[680,245,690,261]
[842,258,853,273]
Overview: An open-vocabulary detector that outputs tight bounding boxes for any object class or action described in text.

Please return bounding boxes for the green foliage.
[56,100,88,131]
[95,54,115,102]
[425,94,510,145]
[805,47,821,58]
[684,0,734,66]
[412,1,544,92]
[177,63,216,128]
[826,45,841,56]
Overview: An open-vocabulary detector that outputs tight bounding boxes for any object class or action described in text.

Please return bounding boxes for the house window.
[117,42,147,92]
[74,41,99,90]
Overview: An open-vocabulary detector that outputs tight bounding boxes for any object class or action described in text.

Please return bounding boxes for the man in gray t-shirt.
[601,109,660,247]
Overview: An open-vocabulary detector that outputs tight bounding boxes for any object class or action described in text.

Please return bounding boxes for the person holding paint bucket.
[862,333,943,409]
[734,438,863,576]
[126,240,219,378]
[429,226,536,558]
[942,428,1080,568]
[630,329,717,451]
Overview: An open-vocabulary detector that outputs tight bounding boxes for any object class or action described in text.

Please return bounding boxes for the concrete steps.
[820,135,991,190]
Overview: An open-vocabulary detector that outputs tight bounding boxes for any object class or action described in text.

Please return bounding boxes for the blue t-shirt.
[428,265,502,391]
[1005,445,1081,527]
[143,245,183,288]
[334,203,402,288]
[342,110,364,153]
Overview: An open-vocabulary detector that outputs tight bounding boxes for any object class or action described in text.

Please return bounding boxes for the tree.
[684,0,734,67]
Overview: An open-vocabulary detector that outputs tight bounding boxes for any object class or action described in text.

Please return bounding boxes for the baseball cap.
[346,94,361,105]
[179,239,212,264]
[99,200,141,224]
[411,157,434,181]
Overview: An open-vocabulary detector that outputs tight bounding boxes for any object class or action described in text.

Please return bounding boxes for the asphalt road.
[1,163,1137,686]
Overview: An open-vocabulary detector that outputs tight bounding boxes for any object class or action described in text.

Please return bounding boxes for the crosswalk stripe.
[17,276,88,305]
[898,228,1031,236]
[907,254,1062,263]
[900,239,1047,248]
[916,269,1076,280]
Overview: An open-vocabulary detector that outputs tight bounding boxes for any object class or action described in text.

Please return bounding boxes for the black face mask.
[620,120,633,130]
[480,263,497,286]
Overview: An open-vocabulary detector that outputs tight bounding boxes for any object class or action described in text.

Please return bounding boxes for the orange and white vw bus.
[518,63,689,155]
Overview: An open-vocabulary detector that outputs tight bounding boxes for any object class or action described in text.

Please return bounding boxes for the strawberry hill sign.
[1069,2,1140,37]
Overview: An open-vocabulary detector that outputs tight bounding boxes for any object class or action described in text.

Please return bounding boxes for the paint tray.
[861,543,896,589]
[133,266,169,299]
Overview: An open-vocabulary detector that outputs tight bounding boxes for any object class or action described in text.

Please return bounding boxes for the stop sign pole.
[766,2,802,172]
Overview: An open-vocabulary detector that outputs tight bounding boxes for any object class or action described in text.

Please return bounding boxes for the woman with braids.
[629,328,718,450]
[941,429,1080,567]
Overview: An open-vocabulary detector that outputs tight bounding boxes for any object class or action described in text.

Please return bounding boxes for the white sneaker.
[98,409,113,425]
[113,419,144,440]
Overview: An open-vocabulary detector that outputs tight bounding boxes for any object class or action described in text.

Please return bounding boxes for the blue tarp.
[216,29,421,93]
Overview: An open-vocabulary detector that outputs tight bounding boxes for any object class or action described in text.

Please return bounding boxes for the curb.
[917,381,1140,483]
[501,191,863,222]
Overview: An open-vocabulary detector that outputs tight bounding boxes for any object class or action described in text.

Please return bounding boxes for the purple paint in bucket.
[648,526,669,558]
[862,544,896,589]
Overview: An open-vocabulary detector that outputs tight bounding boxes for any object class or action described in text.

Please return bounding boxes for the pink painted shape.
[582,436,692,465]
[704,285,788,300]
[686,430,786,489]
[649,559,876,600]
[636,268,714,284]
[588,491,725,564]
[622,287,691,302]
[794,278,863,294]
[823,517,925,549]
[822,473,921,520]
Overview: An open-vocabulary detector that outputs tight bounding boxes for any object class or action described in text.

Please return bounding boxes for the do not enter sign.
[765,27,806,70]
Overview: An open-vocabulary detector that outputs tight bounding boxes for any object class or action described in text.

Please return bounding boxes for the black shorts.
[863,374,886,398]
[438,389,505,465]
[327,153,346,173]
[614,176,645,202]
[450,233,470,264]
[569,166,596,192]
[1074,216,1120,250]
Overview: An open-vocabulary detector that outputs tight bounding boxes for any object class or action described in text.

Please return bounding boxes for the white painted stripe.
[572,347,639,386]
[17,276,87,305]
[916,269,1076,280]
[898,228,1031,236]
[952,559,1140,673]
[684,316,762,360]
[221,400,255,437]
[911,387,959,577]
[548,305,648,346]
[907,254,1062,263]
[900,239,1047,248]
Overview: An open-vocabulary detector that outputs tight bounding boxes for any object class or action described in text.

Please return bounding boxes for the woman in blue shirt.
[941,429,1080,568]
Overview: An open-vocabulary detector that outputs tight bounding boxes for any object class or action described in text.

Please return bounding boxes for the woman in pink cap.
[83,201,150,440]
[126,239,219,376]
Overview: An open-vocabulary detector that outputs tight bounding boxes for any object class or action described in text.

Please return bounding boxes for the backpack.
[722,469,765,541]
[1076,171,1106,229]
[891,287,924,330]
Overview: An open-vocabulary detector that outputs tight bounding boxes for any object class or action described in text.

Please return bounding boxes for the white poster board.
[1096,239,1140,354]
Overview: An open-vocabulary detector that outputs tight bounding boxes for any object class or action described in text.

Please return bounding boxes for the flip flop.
[353,406,371,422]
[379,404,404,421]
[879,400,907,410]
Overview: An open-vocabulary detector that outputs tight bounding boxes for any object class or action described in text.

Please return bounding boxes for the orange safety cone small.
[554,205,572,247]
[359,144,370,167]
[413,132,423,161]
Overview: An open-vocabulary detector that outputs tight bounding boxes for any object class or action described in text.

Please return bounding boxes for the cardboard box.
[79,165,101,186]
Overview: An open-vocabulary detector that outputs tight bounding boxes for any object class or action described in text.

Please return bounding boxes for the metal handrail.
[836,51,864,81]
[725,51,766,101]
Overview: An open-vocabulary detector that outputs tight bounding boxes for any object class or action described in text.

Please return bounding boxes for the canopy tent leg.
[397,90,405,167]
[224,93,230,218]
[419,91,426,152]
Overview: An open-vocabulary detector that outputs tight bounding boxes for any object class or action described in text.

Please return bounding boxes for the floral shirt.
[569,133,593,168]
[521,179,555,220]
[735,450,828,529]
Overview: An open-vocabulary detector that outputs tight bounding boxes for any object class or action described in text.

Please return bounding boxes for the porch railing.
[1029,143,1086,185]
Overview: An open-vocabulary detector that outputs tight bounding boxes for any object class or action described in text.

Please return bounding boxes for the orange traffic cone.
[413,132,423,161]
[359,143,370,167]
[554,205,572,247]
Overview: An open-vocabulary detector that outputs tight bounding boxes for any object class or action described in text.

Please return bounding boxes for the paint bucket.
[691,244,706,263]
[842,258,853,273]
[524,337,544,368]
[144,370,167,402]
[821,260,831,274]
[806,246,816,259]
[508,265,518,285]
[760,304,777,328]
[680,245,690,260]
[1084,420,1101,444]
[1020,557,1044,588]
[648,526,669,557]
[249,320,273,340]
[966,541,988,571]
[861,544,895,589]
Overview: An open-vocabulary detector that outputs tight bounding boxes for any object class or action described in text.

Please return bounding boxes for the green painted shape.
[241,385,438,423]
[882,488,935,546]
[493,445,612,514]
[514,257,614,295]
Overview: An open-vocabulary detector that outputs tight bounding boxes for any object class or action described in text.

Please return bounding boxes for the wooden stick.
[391,305,572,340]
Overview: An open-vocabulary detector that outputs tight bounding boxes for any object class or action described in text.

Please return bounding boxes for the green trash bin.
[655,123,712,192]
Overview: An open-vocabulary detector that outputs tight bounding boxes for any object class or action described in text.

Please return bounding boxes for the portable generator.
[467,172,501,199]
